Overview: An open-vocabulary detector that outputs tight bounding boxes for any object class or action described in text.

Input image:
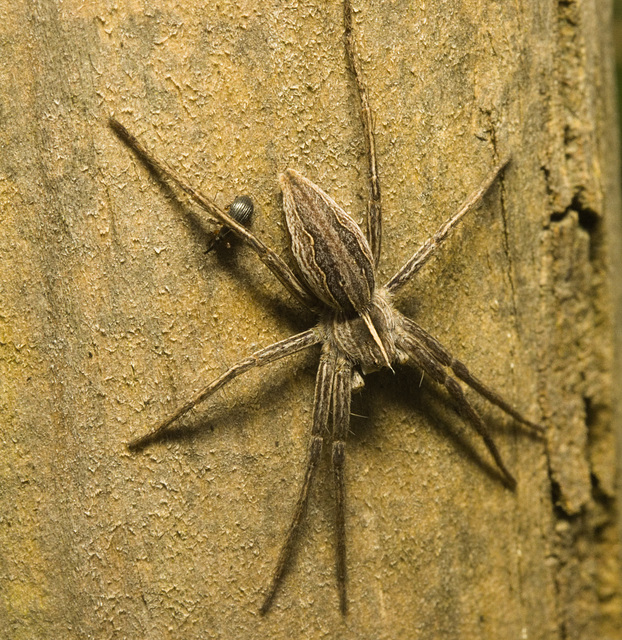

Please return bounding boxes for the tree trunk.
[0,0,620,638]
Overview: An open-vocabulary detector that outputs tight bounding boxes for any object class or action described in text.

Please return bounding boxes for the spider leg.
[399,333,517,489]
[128,328,320,451]
[331,353,353,614]
[384,157,510,294]
[109,118,318,311]
[344,0,382,266]
[400,316,542,432]
[260,344,337,614]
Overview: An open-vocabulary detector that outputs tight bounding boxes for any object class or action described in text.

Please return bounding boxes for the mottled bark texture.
[0,0,620,638]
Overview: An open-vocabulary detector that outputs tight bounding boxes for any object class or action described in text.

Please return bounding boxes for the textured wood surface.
[0,0,620,638]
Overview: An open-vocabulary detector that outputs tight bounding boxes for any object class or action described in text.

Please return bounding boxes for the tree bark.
[0,0,620,638]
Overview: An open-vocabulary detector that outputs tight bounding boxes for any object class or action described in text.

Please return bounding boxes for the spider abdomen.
[280,168,375,314]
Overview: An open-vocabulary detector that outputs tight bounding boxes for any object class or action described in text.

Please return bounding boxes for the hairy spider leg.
[401,316,543,433]
[344,0,382,266]
[331,353,353,614]
[128,329,320,451]
[261,344,337,614]
[398,330,517,489]
[109,117,318,311]
[385,156,511,293]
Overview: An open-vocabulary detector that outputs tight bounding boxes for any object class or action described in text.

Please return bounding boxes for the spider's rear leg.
[401,336,517,489]
[401,316,542,433]
[260,345,337,614]
[128,328,320,451]
[331,353,353,614]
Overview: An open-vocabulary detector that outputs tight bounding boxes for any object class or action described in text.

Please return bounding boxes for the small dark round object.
[204,195,254,253]
[228,195,254,225]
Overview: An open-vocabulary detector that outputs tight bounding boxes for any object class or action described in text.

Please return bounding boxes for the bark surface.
[0,0,620,638]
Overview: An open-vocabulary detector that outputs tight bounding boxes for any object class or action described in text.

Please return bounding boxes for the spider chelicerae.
[110,0,542,615]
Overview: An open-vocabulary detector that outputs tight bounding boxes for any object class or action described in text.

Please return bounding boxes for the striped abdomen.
[280,169,375,314]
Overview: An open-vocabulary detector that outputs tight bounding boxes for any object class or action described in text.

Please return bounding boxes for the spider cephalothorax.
[110,0,542,616]
[327,291,401,374]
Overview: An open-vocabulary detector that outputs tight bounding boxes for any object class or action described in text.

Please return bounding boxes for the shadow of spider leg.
[128,328,320,451]
[260,344,337,614]
[261,349,354,615]
[109,117,319,313]
[344,0,381,265]
[384,156,511,292]
[395,314,543,490]
[402,316,543,433]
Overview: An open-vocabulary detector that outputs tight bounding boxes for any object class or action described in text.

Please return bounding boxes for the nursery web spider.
[110,0,542,615]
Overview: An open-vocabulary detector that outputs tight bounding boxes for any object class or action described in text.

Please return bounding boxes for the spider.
[110,0,542,615]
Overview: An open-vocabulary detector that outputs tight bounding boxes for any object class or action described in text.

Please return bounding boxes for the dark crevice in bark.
[548,191,599,230]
